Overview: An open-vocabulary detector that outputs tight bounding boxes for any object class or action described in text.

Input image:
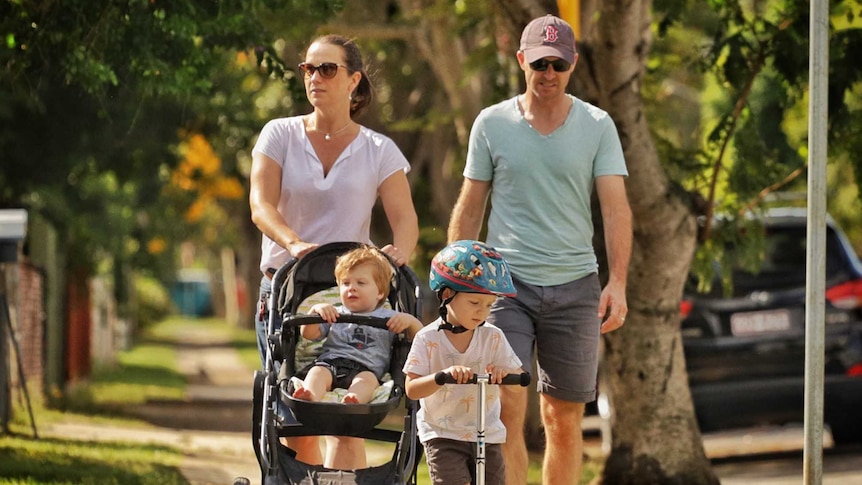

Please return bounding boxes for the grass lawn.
[0,435,187,485]
[0,318,193,484]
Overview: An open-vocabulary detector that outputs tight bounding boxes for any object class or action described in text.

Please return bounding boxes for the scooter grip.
[509,372,531,387]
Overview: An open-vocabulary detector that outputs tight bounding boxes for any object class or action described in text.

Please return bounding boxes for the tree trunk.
[582,1,718,483]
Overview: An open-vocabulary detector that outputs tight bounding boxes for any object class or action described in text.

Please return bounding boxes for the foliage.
[133,275,175,330]
[647,0,862,286]
[0,0,341,288]
[59,328,185,415]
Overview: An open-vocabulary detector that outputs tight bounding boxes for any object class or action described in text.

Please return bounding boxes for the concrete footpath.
[39,322,262,485]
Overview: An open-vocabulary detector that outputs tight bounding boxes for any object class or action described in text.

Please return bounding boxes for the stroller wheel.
[232,478,251,485]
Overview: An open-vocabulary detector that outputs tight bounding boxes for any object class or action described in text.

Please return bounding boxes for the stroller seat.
[282,377,403,435]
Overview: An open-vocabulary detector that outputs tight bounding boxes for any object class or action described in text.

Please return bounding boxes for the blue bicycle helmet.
[430,240,516,297]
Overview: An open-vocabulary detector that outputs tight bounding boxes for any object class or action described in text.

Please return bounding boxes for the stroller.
[249,242,422,485]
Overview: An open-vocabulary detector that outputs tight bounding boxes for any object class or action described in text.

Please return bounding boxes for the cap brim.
[523,46,575,64]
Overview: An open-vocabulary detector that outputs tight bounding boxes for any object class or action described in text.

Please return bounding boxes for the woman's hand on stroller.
[379,244,407,266]
[286,240,319,259]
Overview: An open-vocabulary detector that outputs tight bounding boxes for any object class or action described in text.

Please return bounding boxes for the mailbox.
[0,209,28,263]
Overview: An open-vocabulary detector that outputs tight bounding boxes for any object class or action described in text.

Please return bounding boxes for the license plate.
[730,309,791,336]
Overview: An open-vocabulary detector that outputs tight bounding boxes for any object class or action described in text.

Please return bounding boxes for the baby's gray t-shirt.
[317,306,396,379]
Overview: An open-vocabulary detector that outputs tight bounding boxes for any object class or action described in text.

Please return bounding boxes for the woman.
[249,34,419,470]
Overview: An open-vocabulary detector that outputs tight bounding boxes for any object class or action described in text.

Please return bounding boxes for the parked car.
[595,208,862,446]
[680,208,862,444]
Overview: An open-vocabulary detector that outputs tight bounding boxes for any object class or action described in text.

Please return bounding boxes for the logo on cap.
[544,26,560,44]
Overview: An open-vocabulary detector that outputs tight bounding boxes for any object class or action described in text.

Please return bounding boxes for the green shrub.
[133,275,175,330]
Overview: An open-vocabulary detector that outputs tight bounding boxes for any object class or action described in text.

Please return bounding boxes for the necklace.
[309,117,353,141]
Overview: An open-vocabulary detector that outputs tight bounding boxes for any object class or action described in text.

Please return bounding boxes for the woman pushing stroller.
[404,240,525,485]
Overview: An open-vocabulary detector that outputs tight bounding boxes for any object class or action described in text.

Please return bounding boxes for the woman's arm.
[249,152,317,259]
[378,169,418,266]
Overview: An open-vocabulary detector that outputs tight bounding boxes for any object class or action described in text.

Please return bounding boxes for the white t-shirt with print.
[403,318,522,444]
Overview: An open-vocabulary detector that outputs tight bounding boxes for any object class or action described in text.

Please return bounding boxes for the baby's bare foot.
[293,386,314,401]
[342,393,359,404]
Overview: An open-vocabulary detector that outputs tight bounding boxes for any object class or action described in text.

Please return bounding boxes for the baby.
[293,246,422,404]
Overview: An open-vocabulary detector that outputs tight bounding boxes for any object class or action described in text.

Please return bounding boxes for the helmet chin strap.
[438,321,472,334]
[436,290,482,334]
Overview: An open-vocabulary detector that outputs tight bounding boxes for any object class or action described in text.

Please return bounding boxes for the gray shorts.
[486,273,601,402]
[423,438,504,485]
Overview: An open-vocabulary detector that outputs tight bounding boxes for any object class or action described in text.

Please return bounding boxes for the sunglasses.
[529,58,572,72]
[297,62,349,79]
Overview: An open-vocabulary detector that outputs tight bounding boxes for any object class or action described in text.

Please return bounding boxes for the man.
[447,14,632,485]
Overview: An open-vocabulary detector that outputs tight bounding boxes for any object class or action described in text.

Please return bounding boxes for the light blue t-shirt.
[464,95,628,286]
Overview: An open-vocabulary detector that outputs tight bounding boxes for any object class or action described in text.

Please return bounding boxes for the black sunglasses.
[297,62,349,79]
[529,58,572,72]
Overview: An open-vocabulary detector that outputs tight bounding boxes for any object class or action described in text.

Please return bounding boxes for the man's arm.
[595,175,633,333]
[447,178,491,243]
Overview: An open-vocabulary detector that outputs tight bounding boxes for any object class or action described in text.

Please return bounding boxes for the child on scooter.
[404,240,524,485]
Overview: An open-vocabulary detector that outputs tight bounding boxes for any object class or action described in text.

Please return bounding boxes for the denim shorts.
[486,273,601,402]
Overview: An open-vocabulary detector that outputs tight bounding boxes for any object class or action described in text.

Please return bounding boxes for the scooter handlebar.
[434,371,531,386]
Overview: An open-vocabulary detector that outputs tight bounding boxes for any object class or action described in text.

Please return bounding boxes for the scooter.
[434,371,530,485]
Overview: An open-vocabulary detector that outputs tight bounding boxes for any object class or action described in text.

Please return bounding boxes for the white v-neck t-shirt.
[253,116,410,273]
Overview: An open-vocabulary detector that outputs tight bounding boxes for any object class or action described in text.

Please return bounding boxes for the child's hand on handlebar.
[386,313,422,337]
[485,364,511,385]
[309,303,339,322]
[442,365,474,384]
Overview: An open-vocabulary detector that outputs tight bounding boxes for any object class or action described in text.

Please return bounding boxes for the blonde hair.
[334,246,393,306]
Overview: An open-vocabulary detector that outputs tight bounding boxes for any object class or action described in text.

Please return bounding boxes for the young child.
[292,245,423,404]
[403,240,524,485]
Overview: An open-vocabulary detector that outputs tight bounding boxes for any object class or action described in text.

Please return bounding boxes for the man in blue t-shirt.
[447,14,633,485]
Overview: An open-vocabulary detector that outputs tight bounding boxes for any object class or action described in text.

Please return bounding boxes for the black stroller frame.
[251,242,422,485]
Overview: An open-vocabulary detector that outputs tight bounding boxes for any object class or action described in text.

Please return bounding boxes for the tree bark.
[583,1,718,483]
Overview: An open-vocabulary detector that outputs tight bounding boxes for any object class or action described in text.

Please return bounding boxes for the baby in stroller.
[293,246,423,405]
[251,242,423,484]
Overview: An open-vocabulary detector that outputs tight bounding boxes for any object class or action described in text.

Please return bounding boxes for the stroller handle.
[434,371,531,387]
[282,314,391,330]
